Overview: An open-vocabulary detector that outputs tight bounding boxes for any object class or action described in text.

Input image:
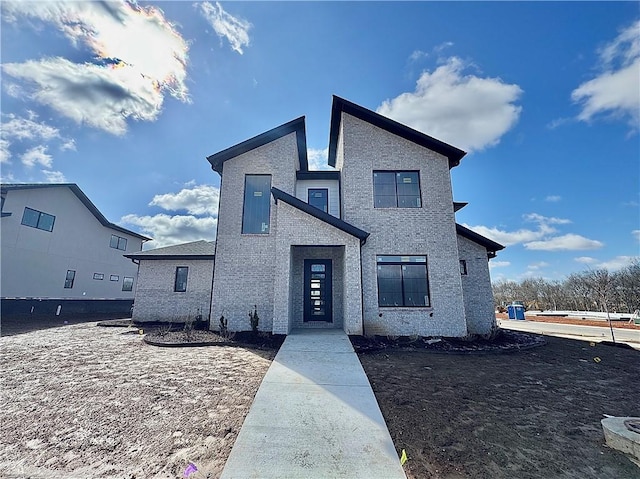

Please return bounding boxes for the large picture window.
[376,255,430,307]
[373,171,421,208]
[174,267,188,292]
[242,175,271,234]
[21,207,55,232]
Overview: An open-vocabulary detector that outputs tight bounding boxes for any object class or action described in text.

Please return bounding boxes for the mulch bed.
[143,329,285,350]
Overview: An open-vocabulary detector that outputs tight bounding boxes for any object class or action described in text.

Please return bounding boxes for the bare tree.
[581,269,616,343]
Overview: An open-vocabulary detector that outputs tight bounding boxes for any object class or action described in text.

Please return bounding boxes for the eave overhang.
[456,223,505,259]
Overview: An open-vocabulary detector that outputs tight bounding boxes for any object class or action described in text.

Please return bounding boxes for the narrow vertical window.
[122,276,134,292]
[308,188,328,213]
[460,260,468,276]
[174,267,188,292]
[242,175,271,234]
[64,270,76,289]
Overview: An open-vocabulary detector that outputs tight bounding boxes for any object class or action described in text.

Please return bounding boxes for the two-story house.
[1,183,151,318]
[206,96,503,337]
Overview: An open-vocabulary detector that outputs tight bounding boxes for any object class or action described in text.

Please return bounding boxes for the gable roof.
[124,240,215,260]
[0,183,151,241]
[456,223,505,259]
[207,117,308,174]
[327,96,466,169]
[271,187,370,244]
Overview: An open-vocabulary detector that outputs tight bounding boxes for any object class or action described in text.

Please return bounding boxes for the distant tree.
[582,268,616,342]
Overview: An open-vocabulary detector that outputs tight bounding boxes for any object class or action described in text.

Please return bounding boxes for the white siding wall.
[1,187,142,299]
[295,180,340,218]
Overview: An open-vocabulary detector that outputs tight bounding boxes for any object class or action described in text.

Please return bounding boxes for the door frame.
[303,259,333,322]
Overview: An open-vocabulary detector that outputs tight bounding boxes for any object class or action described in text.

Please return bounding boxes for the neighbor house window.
[64,270,76,289]
[460,260,468,276]
[174,267,188,292]
[93,273,104,280]
[373,171,421,208]
[122,276,134,292]
[308,188,328,213]
[21,207,55,232]
[376,255,430,307]
[110,275,119,282]
[242,175,271,234]
[110,234,127,251]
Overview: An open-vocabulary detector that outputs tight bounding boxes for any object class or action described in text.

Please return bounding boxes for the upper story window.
[64,270,76,289]
[21,207,55,232]
[308,188,328,213]
[373,171,421,208]
[376,255,431,307]
[242,175,271,234]
[110,234,127,251]
[174,267,188,292]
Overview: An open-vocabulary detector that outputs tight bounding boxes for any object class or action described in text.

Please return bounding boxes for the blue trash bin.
[514,305,525,320]
[507,305,516,319]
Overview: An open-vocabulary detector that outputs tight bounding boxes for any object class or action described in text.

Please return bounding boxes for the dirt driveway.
[359,336,640,479]
[0,322,275,478]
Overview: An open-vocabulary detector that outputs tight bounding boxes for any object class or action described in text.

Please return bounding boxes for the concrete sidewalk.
[220,329,406,479]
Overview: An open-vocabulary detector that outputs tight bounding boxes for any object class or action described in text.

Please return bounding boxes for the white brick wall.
[458,235,496,335]
[340,112,468,337]
[132,258,213,323]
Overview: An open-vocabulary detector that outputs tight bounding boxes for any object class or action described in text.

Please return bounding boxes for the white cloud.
[523,213,571,226]
[20,145,53,168]
[198,2,251,54]
[121,213,217,249]
[307,148,335,171]
[571,20,640,129]
[2,1,189,135]
[524,234,604,251]
[462,224,545,247]
[528,261,549,270]
[409,50,428,62]
[0,139,11,164]
[377,57,523,151]
[596,255,639,271]
[1,115,60,141]
[544,195,562,202]
[149,184,220,216]
[489,260,510,269]
[633,230,640,241]
[575,256,597,264]
[41,170,66,182]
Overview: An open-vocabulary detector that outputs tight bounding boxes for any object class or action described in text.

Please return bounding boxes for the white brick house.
[124,241,215,323]
[206,96,503,337]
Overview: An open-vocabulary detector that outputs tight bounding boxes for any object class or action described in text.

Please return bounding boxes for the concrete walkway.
[220,329,406,479]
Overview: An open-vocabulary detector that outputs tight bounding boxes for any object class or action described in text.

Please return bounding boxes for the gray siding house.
[206,96,503,337]
[0,183,150,317]
[124,240,215,323]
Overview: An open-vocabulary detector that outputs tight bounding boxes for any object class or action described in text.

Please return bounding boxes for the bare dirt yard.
[358,335,640,479]
[0,321,275,478]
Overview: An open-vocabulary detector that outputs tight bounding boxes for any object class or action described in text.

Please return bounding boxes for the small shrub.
[157,323,173,337]
[249,305,259,335]
[183,316,195,342]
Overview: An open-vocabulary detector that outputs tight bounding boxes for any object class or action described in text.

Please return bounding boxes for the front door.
[303,259,332,322]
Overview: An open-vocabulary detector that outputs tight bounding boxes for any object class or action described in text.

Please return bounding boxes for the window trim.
[93,273,105,280]
[376,255,431,308]
[64,270,76,289]
[241,174,272,235]
[110,234,128,251]
[110,274,120,282]
[174,266,188,292]
[373,171,422,209]
[122,276,134,292]
[21,207,56,232]
[308,188,329,213]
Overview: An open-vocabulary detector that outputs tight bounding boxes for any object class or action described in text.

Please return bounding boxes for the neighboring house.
[205,96,504,337]
[124,240,215,323]
[0,183,151,317]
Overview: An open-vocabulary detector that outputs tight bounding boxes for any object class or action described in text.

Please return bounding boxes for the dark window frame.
[174,266,188,292]
[460,260,468,276]
[93,273,104,280]
[376,255,431,307]
[308,188,329,213]
[110,274,119,282]
[122,276,134,292]
[21,207,55,232]
[241,174,272,235]
[64,270,76,289]
[110,234,127,251]
[373,171,422,209]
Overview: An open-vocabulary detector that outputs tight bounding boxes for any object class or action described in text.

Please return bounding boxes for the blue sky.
[1,1,638,282]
